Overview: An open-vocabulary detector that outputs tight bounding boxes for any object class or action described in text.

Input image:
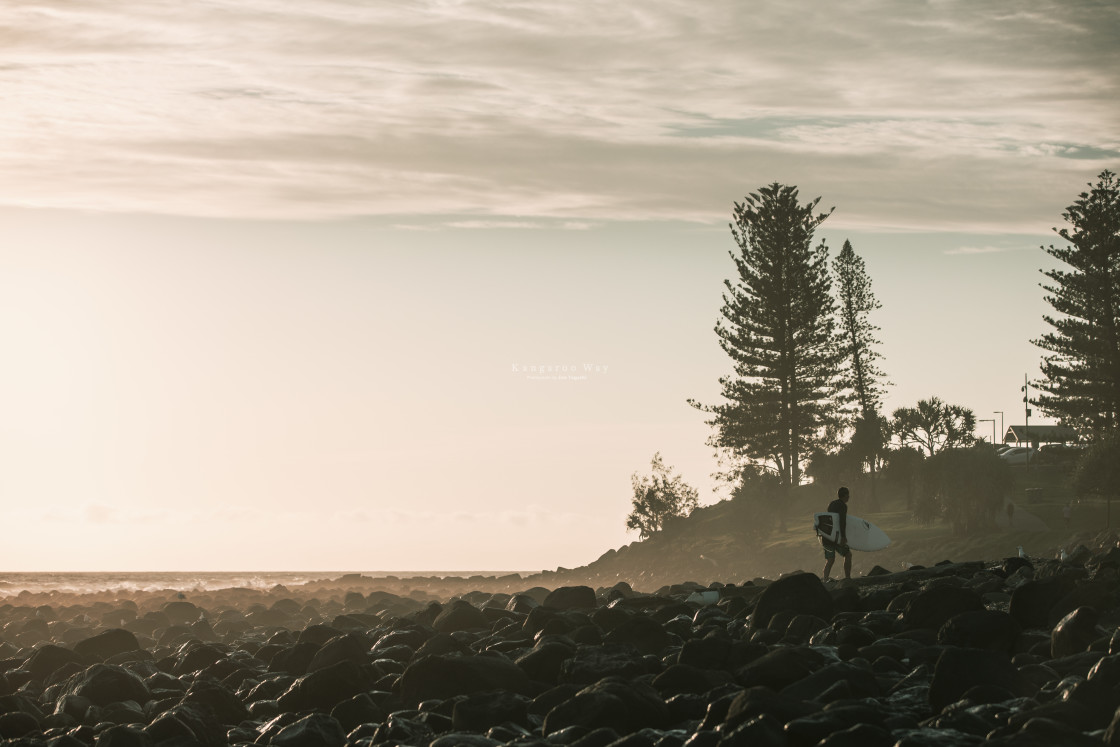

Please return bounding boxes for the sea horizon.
[0,570,534,596]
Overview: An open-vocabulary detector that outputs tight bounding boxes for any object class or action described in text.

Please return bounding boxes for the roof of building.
[1004,425,1080,444]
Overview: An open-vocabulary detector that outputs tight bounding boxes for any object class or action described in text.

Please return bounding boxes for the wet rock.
[399,653,531,704]
[559,645,649,685]
[24,646,85,683]
[543,677,669,736]
[928,647,1022,712]
[452,690,531,731]
[1009,576,1077,629]
[328,692,386,732]
[71,630,140,664]
[306,631,370,672]
[902,586,983,631]
[62,664,150,707]
[1051,606,1101,658]
[603,615,673,655]
[179,677,248,725]
[937,610,1021,655]
[736,646,830,691]
[94,724,154,747]
[717,713,785,747]
[271,712,346,747]
[434,601,490,632]
[544,587,598,610]
[277,659,373,712]
[0,710,40,739]
[516,640,576,684]
[161,602,202,626]
[749,573,833,632]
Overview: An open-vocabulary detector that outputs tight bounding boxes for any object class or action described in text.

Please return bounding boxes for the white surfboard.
[814,512,891,552]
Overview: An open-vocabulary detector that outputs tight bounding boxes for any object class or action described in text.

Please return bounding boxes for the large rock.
[928,647,1022,712]
[602,614,673,655]
[73,629,140,663]
[452,690,532,731]
[749,573,833,632]
[277,659,374,712]
[433,600,490,632]
[179,678,249,725]
[543,586,598,610]
[24,645,85,683]
[558,645,649,685]
[937,610,1021,655]
[902,586,984,631]
[516,640,576,683]
[272,713,346,747]
[1009,576,1077,629]
[161,601,202,626]
[399,654,532,704]
[307,632,371,673]
[736,646,830,691]
[62,664,151,707]
[542,677,669,736]
[1051,606,1101,658]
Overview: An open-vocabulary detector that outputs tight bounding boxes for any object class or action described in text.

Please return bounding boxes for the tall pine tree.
[832,239,889,508]
[1034,170,1120,436]
[690,184,843,514]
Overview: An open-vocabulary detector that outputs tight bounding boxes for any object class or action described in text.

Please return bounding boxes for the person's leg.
[843,550,852,579]
[823,548,835,580]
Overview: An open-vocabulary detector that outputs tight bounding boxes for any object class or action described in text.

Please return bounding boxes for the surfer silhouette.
[822,486,852,581]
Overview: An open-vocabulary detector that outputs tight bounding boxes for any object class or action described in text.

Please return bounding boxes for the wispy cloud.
[945,245,1017,256]
[1,0,1117,231]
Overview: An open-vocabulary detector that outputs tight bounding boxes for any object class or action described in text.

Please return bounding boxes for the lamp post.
[979,419,995,444]
[994,411,1004,444]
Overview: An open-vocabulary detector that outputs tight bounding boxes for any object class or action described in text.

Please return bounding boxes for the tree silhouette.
[690,184,843,520]
[626,453,699,539]
[1034,170,1120,436]
[891,397,976,456]
[832,239,889,509]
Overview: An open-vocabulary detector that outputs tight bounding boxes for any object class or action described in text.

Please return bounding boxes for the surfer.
[822,486,852,581]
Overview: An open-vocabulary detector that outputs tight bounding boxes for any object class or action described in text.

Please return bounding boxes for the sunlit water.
[0,571,524,596]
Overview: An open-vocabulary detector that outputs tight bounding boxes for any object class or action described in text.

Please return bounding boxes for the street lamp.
[979,419,995,444]
[994,411,1004,444]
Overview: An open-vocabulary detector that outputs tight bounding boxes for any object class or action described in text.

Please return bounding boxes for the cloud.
[945,245,1017,256]
[0,0,1117,231]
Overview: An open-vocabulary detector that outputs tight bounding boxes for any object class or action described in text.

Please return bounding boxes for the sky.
[1,0,1118,572]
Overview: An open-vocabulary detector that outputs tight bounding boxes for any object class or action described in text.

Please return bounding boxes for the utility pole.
[1021,375,1032,471]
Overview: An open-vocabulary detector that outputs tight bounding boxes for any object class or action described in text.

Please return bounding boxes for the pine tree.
[1034,170,1120,436]
[690,183,843,514]
[832,239,889,508]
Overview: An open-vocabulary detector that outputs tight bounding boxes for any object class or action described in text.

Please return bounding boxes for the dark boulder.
[517,641,576,683]
[307,632,370,672]
[718,713,785,747]
[603,615,673,655]
[62,664,150,707]
[399,653,531,704]
[1009,576,1077,630]
[277,659,373,712]
[543,677,669,736]
[73,629,140,663]
[94,725,154,747]
[24,645,85,683]
[271,712,346,747]
[1051,606,1101,658]
[902,586,983,631]
[559,645,649,686]
[329,692,386,733]
[452,690,532,731]
[749,573,833,632]
[0,710,39,739]
[928,647,1022,712]
[179,678,248,725]
[543,587,597,610]
[780,660,880,702]
[433,601,491,632]
[161,601,202,626]
[736,646,830,691]
[937,610,1021,655]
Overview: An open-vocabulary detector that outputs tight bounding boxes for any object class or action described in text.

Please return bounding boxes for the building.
[1004,425,1080,447]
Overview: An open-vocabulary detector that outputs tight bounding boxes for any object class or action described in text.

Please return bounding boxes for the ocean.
[0,571,524,596]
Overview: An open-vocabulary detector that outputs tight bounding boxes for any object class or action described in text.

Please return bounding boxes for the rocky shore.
[2,538,1120,747]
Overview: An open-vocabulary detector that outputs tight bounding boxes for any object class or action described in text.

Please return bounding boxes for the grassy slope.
[530,463,1120,592]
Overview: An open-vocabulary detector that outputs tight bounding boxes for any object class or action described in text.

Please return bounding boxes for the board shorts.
[822,539,851,561]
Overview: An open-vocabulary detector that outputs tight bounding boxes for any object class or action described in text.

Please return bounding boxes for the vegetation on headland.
[624,169,1120,572]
